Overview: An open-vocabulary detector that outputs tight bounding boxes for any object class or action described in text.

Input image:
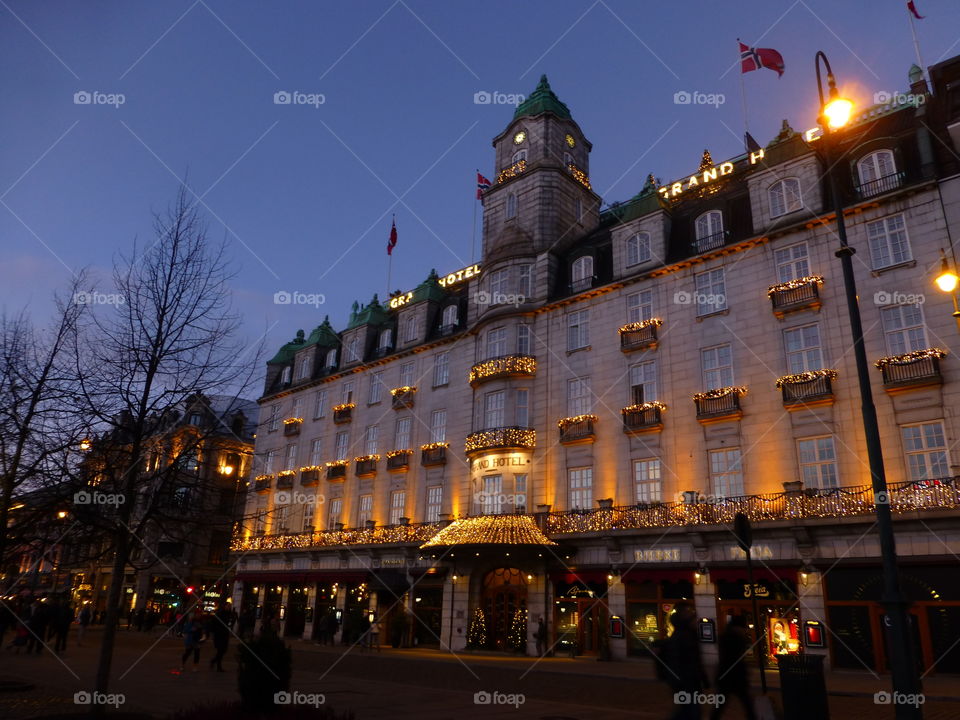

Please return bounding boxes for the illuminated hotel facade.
[233,58,960,673]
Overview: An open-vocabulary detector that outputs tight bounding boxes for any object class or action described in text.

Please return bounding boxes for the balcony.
[558,415,597,444]
[253,475,273,493]
[469,354,537,386]
[374,345,394,359]
[856,171,905,200]
[693,387,747,423]
[876,349,946,393]
[768,276,823,318]
[497,159,526,184]
[778,371,836,408]
[355,455,379,477]
[333,403,355,424]
[619,319,662,352]
[567,163,592,190]
[391,386,417,409]
[386,450,412,472]
[621,403,665,434]
[421,443,448,467]
[325,462,347,481]
[276,472,295,490]
[569,276,596,294]
[465,426,536,456]
[693,230,726,253]
[300,467,320,486]
[282,418,303,436]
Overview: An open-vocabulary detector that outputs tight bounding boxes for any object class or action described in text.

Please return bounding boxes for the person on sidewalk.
[52,600,73,653]
[711,615,757,720]
[535,617,547,657]
[77,604,91,646]
[25,599,49,654]
[207,604,231,672]
[661,602,708,720]
[179,610,204,672]
[369,617,381,652]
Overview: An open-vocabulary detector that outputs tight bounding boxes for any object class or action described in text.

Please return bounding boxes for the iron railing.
[693,230,726,253]
[620,324,659,351]
[781,375,834,405]
[880,356,942,388]
[770,281,821,314]
[559,417,596,443]
[856,171,905,199]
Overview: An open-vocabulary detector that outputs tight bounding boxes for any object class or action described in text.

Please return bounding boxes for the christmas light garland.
[390,386,418,396]
[775,369,838,388]
[621,401,667,413]
[875,348,947,368]
[557,414,598,429]
[568,164,592,190]
[420,441,450,451]
[692,386,748,401]
[420,514,557,548]
[465,427,536,454]
[468,355,537,384]
[354,454,380,463]
[325,460,347,468]
[332,403,356,412]
[299,465,322,473]
[277,470,296,477]
[618,318,663,334]
[767,276,824,297]
[497,159,526,184]
[282,417,304,425]
[386,449,413,458]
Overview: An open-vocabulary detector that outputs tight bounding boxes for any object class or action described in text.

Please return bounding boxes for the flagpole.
[387,214,394,299]
[471,169,479,263]
[907,6,925,82]
[737,39,750,140]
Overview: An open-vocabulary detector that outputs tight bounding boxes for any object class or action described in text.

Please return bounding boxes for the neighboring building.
[232,62,960,673]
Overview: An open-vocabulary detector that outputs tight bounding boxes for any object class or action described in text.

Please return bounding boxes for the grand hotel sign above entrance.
[657,148,766,200]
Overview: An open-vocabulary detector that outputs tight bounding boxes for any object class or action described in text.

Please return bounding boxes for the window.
[626,232,652,267]
[441,305,458,328]
[188,412,203,426]
[695,210,723,240]
[695,268,727,316]
[626,290,654,324]
[480,475,503,514]
[563,151,573,167]
[341,380,354,404]
[347,335,361,362]
[295,353,313,380]
[263,449,278,475]
[567,309,590,350]
[363,425,379,456]
[902,422,950,481]
[634,459,662,503]
[378,328,393,350]
[357,494,373,526]
[281,366,292,385]
[433,352,450,386]
[430,409,447,442]
[389,491,406,525]
[268,405,280,432]
[784,324,823,373]
[325,348,337,369]
[857,149,897,185]
[485,327,507,358]
[575,196,583,222]
[368,372,384,404]
[514,474,527,512]
[484,391,505,428]
[334,431,349,461]
[568,467,593,510]
[327,497,342,529]
[489,269,509,299]
[395,416,411,449]
[284,444,298,470]
[506,193,517,219]
[567,377,592,416]
[402,314,419,343]
[274,502,289,532]
[512,149,527,164]
[709,448,744,497]
[867,214,911,269]
[571,256,593,285]
[774,242,810,283]
[517,324,531,355]
[702,344,733,390]
[797,436,838,489]
[516,388,529,427]
[881,304,927,354]
[313,390,327,418]
[629,360,658,404]
[292,397,303,420]
[518,264,533,298]
[302,501,315,532]
[768,178,802,218]
[309,438,323,466]
[425,486,442,522]
[254,500,267,535]
[399,361,415,387]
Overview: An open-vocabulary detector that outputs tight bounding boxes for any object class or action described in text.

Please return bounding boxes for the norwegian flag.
[739,41,785,77]
[907,1,924,20]
[476,172,492,199]
[386,219,397,256]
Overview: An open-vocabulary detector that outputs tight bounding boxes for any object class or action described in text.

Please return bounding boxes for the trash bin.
[778,654,829,720]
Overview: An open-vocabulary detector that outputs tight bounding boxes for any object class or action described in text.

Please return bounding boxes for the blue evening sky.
[3,0,959,357]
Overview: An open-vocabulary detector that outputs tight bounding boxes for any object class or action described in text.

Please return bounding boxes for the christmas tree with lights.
[507,608,528,653]
[467,607,487,649]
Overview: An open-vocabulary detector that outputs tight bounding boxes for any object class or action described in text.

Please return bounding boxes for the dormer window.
[857,150,900,197]
[294,353,312,381]
[694,210,724,251]
[347,335,361,362]
[325,348,337,369]
[281,366,292,385]
[402,314,419,344]
[188,412,203,426]
[378,328,393,350]
[512,149,527,164]
[506,193,517,219]
[442,304,458,328]
[626,232,652,267]
[768,178,803,218]
[571,255,594,292]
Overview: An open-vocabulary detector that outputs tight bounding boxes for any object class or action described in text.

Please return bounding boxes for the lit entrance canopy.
[420,515,557,550]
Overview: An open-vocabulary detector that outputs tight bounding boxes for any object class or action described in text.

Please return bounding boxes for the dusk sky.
[4,0,960,359]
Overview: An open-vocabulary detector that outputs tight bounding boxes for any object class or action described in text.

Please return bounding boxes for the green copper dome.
[513,74,571,120]
[268,330,306,365]
[304,316,339,347]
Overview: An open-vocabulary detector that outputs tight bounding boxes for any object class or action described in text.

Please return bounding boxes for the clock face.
[565,133,576,148]
[513,131,526,145]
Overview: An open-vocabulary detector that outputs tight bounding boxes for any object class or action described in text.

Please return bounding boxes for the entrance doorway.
[480,568,528,651]
[554,581,608,656]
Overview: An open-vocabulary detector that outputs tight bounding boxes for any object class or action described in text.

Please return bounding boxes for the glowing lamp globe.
[935,258,959,293]
[823,96,853,129]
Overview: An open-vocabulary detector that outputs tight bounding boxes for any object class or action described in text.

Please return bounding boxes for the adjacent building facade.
[233,60,960,673]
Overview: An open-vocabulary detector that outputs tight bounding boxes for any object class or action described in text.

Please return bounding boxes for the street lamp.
[934,250,960,331]
[815,51,923,719]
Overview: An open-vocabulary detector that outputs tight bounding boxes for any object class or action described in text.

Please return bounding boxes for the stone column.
[797,569,829,670]
[302,583,317,641]
[606,574,628,660]
[278,584,290,637]
[525,571,547,657]
[442,572,468,652]
[694,570,719,671]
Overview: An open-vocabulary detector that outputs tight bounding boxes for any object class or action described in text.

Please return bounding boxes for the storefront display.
[713,567,800,664]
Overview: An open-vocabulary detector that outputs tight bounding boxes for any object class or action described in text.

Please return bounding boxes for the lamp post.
[815,51,922,719]
[934,249,960,332]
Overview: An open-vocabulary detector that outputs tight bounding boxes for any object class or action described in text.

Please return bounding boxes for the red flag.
[739,41,785,77]
[907,1,924,19]
[476,172,492,199]
[387,219,397,255]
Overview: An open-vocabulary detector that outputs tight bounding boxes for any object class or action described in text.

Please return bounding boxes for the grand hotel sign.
[658,148,766,200]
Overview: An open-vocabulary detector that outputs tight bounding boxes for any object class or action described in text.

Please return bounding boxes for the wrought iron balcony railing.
[558,415,597,444]
[276,473,295,490]
[469,354,537,386]
[876,350,946,391]
[300,468,320,486]
[619,319,662,352]
[777,370,837,408]
[693,387,746,422]
[622,403,665,433]
[233,521,445,551]
[768,276,823,317]
[326,463,347,481]
[465,426,536,455]
[421,444,448,466]
[856,171,905,200]
[693,230,726,253]
[386,451,412,472]
[332,404,354,423]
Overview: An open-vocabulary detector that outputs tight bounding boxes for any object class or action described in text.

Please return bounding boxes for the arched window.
[378,328,392,350]
[442,304,458,328]
[512,149,527,164]
[281,366,292,385]
[857,150,899,195]
[347,335,360,362]
[695,210,723,240]
[571,256,593,291]
[402,314,419,343]
[325,348,337,369]
[506,193,517,219]
[768,178,803,218]
[625,232,652,267]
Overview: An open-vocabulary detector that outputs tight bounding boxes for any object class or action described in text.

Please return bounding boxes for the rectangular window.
[695,268,727,316]
[402,315,419,343]
[395,416,412,449]
[486,327,507,358]
[264,449,278,474]
[484,391,505,428]
[348,335,361,362]
[902,422,949,481]
[369,371,385,404]
[341,381,355,404]
[709,448,744,498]
[489,268,509,298]
[313,390,327,418]
[867,214,911,269]
[517,324,531,355]
[629,360,658,404]
[327,497,342,529]
[634,459,662,503]
[516,388,529,427]
[295,353,312,380]
[881,304,927,354]
[274,502,289,532]
[568,467,593,510]
[268,405,280,431]
[514,474,527,512]
[335,431,349,461]
[425,485,442,522]
[626,233,652,266]
[364,425,379,456]
[774,242,810,283]
[285,444,298,470]
[309,438,323,466]
[626,289,654,324]
[430,409,447,442]
[302,501,315,532]
[389,491,406,525]
[797,436,839,489]
[567,309,590,350]
[291,397,303,420]
[701,344,734,390]
[357,494,373,526]
[518,264,533,298]
[567,377,592,416]
[399,361,415,388]
[784,324,823,373]
[254,499,267,535]
[433,352,450,386]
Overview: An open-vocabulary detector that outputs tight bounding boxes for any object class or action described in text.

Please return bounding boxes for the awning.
[420,515,556,549]
[708,567,797,585]
[550,570,611,584]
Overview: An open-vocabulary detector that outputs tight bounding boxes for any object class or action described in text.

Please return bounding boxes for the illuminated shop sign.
[634,548,682,563]
[471,453,529,472]
[657,148,770,200]
[388,264,482,310]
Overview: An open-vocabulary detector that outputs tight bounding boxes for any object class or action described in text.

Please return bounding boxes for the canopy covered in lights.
[420,515,557,549]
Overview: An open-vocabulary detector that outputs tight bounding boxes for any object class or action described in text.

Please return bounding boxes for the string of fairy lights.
[468,355,537,384]
[464,427,536,454]
[691,386,748,401]
[389,386,417,396]
[556,414,598,430]
[775,369,838,388]
[621,401,667,414]
[766,275,824,297]
[567,163,592,190]
[875,348,947,368]
[496,159,526,184]
[618,318,663,334]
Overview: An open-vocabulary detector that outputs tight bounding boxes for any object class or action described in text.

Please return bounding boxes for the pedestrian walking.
[369,617,381,652]
[711,615,757,720]
[208,605,231,672]
[25,600,49,654]
[52,600,73,653]
[179,610,204,672]
[658,602,708,720]
[77,604,91,646]
[535,616,547,657]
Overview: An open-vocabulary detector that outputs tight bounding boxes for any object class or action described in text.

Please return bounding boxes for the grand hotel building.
[232,57,960,674]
